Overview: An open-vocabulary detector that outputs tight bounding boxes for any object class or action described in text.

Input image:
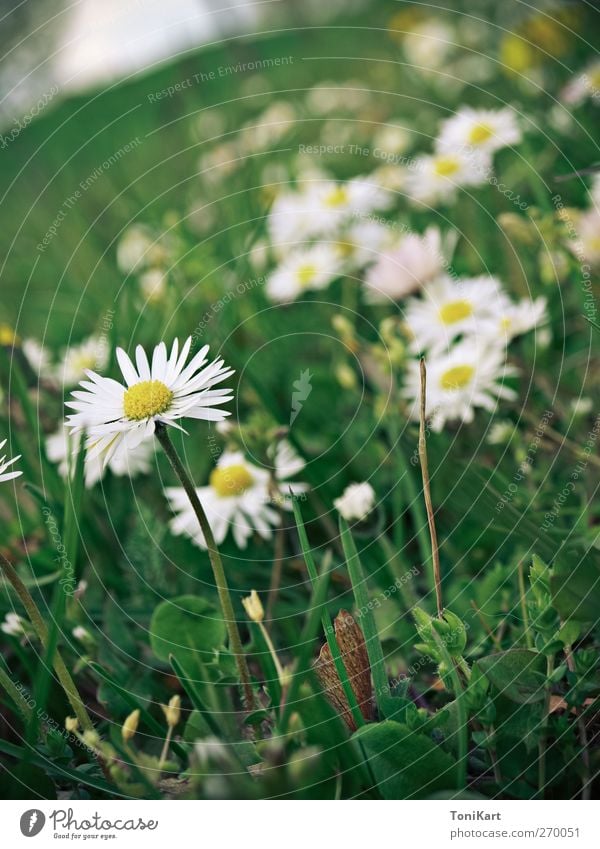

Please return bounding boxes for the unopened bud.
[242,590,264,623]
[65,716,79,733]
[161,694,181,728]
[122,709,140,742]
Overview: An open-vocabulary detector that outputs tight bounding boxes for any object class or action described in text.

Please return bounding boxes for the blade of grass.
[290,499,365,730]
[279,545,334,731]
[339,517,388,715]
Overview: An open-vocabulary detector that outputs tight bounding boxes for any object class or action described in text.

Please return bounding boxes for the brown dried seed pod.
[314,609,374,731]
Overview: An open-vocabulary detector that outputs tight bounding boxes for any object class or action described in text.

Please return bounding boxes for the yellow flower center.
[324,186,349,207]
[0,324,19,346]
[440,364,475,391]
[123,380,173,420]
[433,156,460,178]
[296,264,317,287]
[439,300,473,325]
[468,122,493,144]
[210,464,254,497]
[590,69,600,90]
[500,316,512,331]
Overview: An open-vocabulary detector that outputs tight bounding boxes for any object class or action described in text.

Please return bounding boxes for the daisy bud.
[65,716,79,733]
[242,590,264,623]
[83,729,100,748]
[161,695,181,728]
[122,709,140,742]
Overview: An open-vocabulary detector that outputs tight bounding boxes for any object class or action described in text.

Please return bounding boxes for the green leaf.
[150,595,226,669]
[352,720,458,799]
[477,650,545,704]
[550,552,600,623]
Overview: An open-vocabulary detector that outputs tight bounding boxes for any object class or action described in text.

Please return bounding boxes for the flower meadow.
[0,1,599,803]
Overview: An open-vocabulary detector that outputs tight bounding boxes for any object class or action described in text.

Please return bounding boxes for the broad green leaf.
[352,720,457,799]
[150,595,226,669]
[477,650,545,704]
[550,553,600,623]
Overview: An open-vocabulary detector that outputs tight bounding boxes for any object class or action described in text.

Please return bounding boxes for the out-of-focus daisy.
[561,60,600,106]
[58,335,109,388]
[1,612,25,635]
[334,482,376,521]
[373,124,412,156]
[492,296,548,342]
[436,107,522,155]
[0,439,21,483]
[306,177,392,235]
[403,275,505,353]
[242,101,296,152]
[268,190,320,249]
[486,419,515,445]
[305,80,370,115]
[335,219,393,270]
[404,148,490,205]
[571,208,600,265]
[165,443,307,549]
[266,244,342,302]
[139,268,167,304]
[402,20,455,70]
[46,425,155,489]
[116,224,157,274]
[22,338,54,381]
[65,337,234,467]
[569,397,593,417]
[364,227,445,302]
[402,339,518,431]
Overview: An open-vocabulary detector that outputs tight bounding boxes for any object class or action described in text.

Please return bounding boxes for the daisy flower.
[65,337,234,467]
[364,226,446,302]
[404,148,490,205]
[268,190,320,249]
[22,338,54,381]
[139,268,167,304]
[334,219,393,270]
[266,244,342,302]
[334,482,376,521]
[561,60,600,106]
[491,296,548,343]
[46,424,155,489]
[58,335,109,388]
[1,612,25,635]
[436,107,522,155]
[116,224,155,274]
[0,439,21,483]
[403,275,506,353]
[571,208,600,265]
[402,339,518,432]
[165,443,307,549]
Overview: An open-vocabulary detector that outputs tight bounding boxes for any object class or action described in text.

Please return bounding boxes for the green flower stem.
[433,632,468,789]
[378,534,419,613]
[0,556,94,733]
[518,560,534,650]
[155,423,255,710]
[538,654,555,798]
[418,359,443,618]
